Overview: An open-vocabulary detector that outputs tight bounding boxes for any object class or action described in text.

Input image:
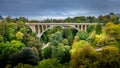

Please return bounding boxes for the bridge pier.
[29,25,36,33]
[37,25,40,34]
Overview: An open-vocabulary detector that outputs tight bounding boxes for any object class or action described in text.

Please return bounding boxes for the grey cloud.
[0,0,120,19]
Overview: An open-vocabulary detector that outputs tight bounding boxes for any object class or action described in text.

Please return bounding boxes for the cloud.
[0,0,120,20]
[27,16,68,20]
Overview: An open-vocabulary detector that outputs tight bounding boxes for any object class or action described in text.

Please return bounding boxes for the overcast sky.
[0,0,120,20]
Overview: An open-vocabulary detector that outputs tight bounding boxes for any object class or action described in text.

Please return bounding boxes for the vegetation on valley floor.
[0,12,120,68]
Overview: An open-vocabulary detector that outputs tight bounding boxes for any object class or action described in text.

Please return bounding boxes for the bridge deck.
[26,23,98,26]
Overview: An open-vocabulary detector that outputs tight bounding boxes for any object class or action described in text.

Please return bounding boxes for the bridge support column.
[81,25,83,31]
[42,25,44,33]
[45,25,48,30]
[77,25,80,30]
[85,25,87,32]
[78,25,81,30]
[37,25,40,34]
[29,25,36,33]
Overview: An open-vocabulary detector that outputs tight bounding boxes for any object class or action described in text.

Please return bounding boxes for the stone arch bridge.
[26,23,98,37]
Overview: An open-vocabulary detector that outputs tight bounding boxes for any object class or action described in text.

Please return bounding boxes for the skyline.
[0,0,120,20]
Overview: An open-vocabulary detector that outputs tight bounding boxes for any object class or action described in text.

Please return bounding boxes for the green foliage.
[103,22,120,39]
[0,35,3,42]
[98,12,119,24]
[87,31,96,46]
[17,17,28,23]
[62,39,69,45]
[16,32,24,41]
[5,64,11,68]
[0,22,31,42]
[3,16,16,23]
[63,28,76,45]
[1,13,120,68]
[51,45,70,63]
[95,23,102,35]
[8,28,16,41]
[22,34,42,60]
[37,58,62,68]
[65,17,73,23]
[42,46,52,59]
[101,22,120,49]
[71,40,91,55]
[71,40,98,68]
[2,40,25,57]
[98,46,120,68]
[86,25,95,34]
[94,33,106,47]
[41,26,77,45]
[14,63,33,68]
[76,31,89,41]
[32,47,39,58]
[0,17,43,68]
[40,27,56,43]
[49,31,63,46]
[40,12,120,24]
[10,47,39,66]
[71,40,120,68]
[0,40,25,68]
[73,36,79,42]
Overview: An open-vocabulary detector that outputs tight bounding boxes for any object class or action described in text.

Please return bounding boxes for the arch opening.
[40,26,78,44]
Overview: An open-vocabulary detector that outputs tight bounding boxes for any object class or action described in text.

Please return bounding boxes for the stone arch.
[37,25,79,38]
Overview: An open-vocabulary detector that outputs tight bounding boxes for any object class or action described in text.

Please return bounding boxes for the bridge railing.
[26,23,98,25]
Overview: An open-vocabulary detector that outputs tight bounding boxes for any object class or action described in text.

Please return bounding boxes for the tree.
[86,25,95,34]
[49,31,63,47]
[51,45,70,63]
[87,31,96,46]
[95,23,102,35]
[76,31,89,41]
[16,32,24,41]
[63,28,74,45]
[99,46,120,68]
[0,40,25,68]
[22,34,42,60]
[0,35,3,42]
[73,36,79,42]
[102,22,120,49]
[70,40,98,68]
[2,40,25,57]
[3,16,16,23]
[10,47,39,66]
[18,17,28,23]
[98,15,104,23]
[37,58,62,68]
[13,63,33,68]
[65,17,73,23]
[94,34,106,47]
[28,20,39,23]
[62,39,69,45]
[42,46,52,59]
